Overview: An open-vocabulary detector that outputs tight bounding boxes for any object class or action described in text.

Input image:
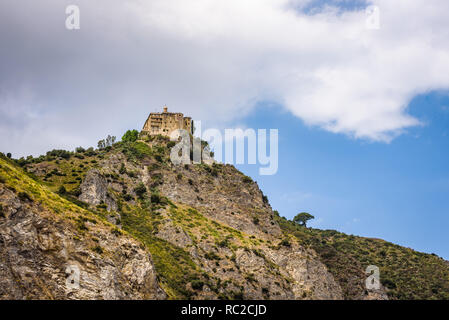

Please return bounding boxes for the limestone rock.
[0,185,165,300]
[79,169,117,211]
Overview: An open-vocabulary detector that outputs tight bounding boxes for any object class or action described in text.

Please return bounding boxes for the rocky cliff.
[0,157,165,299]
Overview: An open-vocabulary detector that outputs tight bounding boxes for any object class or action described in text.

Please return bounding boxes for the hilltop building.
[141,106,193,137]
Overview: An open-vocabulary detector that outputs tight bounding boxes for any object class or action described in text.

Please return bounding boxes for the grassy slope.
[277,215,449,299]
[0,153,99,223]
[0,154,134,269]
[118,201,273,299]
[118,203,204,299]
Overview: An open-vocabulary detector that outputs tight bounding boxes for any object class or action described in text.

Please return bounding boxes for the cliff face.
[1,135,448,300]
[0,157,165,299]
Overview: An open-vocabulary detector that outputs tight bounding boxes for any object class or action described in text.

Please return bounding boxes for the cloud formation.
[1,0,449,156]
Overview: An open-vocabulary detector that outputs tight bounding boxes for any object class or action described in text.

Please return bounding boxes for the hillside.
[0,133,448,300]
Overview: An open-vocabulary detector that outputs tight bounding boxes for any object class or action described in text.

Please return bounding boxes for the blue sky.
[227,91,449,259]
[301,0,368,13]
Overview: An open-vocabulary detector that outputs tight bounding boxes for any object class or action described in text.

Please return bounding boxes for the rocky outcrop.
[0,185,165,300]
[142,203,343,300]
[159,163,281,238]
[364,288,389,300]
[265,244,343,299]
[79,169,117,211]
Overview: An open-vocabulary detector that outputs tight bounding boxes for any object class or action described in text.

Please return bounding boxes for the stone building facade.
[141,106,193,136]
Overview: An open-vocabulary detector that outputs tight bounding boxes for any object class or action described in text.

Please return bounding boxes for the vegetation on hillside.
[1,132,449,300]
[276,214,449,300]
[119,202,206,299]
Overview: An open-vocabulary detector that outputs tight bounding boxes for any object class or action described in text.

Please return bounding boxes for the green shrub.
[46,149,72,160]
[242,176,252,183]
[382,278,397,290]
[58,185,67,195]
[127,171,137,178]
[151,173,163,186]
[97,203,108,209]
[85,147,96,156]
[232,292,244,300]
[167,141,176,148]
[92,245,104,254]
[18,192,33,202]
[217,239,229,248]
[205,251,221,260]
[111,228,122,237]
[262,287,269,296]
[191,279,204,290]
[122,141,152,161]
[121,129,139,143]
[262,195,268,204]
[150,193,161,204]
[134,183,147,199]
[76,219,88,231]
[245,273,258,283]
[280,239,291,247]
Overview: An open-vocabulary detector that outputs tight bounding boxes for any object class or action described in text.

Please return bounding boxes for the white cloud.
[1,0,449,156]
